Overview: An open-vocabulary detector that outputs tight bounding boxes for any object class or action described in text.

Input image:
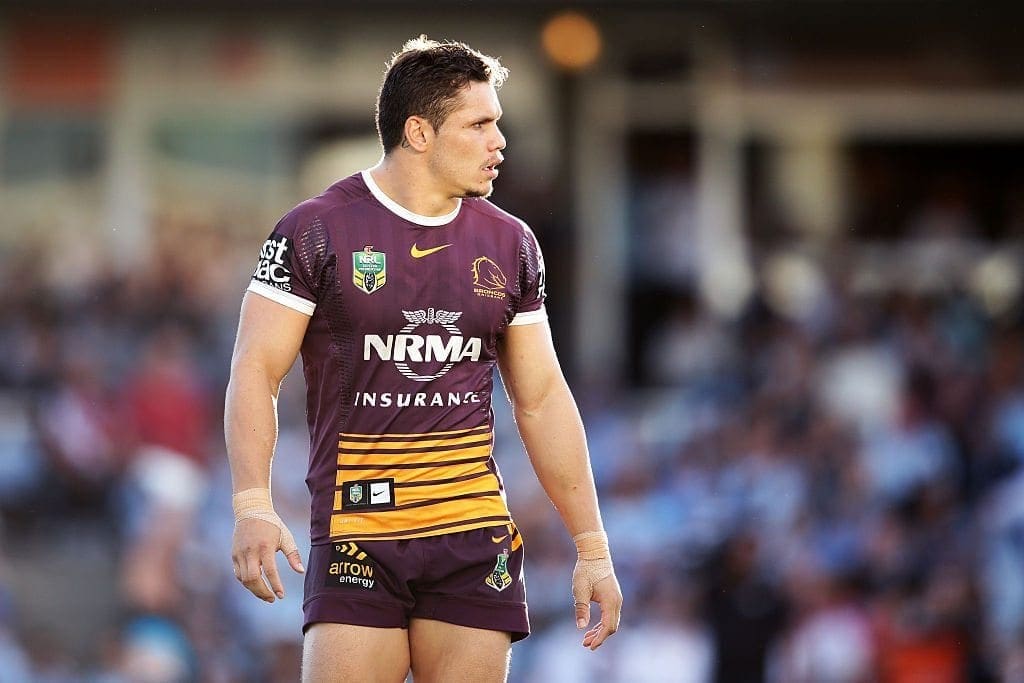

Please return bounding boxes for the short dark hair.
[376,36,508,153]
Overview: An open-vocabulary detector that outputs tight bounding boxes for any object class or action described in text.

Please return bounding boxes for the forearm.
[498,308,621,645]
[224,358,281,493]
[513,379,603,536]
[225,294,309,601]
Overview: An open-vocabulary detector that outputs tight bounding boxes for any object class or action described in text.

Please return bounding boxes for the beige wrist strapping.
[572,530,613,603]
[232,488,298,555]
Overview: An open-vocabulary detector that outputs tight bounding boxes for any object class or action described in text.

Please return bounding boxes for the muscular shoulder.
[463,198,534,239]
[278,173,374,236]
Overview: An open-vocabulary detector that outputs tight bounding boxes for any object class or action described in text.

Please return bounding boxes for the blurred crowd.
[2,203,1024,683]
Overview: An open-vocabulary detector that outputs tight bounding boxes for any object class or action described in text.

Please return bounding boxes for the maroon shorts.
[303,525,529,642]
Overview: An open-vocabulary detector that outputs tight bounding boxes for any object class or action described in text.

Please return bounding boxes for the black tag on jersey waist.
[341,478,395,510]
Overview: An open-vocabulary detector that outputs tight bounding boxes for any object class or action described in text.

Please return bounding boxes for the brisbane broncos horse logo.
[472,256,507,300]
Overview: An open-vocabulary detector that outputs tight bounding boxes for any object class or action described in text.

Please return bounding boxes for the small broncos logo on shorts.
[485,551,512,592]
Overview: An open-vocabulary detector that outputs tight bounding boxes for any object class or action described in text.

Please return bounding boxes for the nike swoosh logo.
[411,243,453,258]
[491,534,508,544]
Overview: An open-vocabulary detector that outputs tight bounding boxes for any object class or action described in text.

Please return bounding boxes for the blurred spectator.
[858,366,960,506]
[611,581,713,683]
[870,565,971,683]
[980,469,1024,654]
[643,292,739,389]
[774,561,875,683]
[0,567,33,683]
[705,533,788,683]
[115,616,197,683]
[119,326,214,613]
[33,350,124,518]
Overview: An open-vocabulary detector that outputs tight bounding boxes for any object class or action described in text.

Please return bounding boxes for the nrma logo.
[363,309,482,382]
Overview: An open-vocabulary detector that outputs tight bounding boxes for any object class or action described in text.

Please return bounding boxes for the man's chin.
[460,182,494,199]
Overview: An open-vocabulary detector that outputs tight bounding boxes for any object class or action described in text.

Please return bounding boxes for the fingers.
[243,548,276,602]
[580,574,623,651]
[574,601,591,630]
[280,526,305,574]
[595,574,622,632]
[232,518,288,603]
[262,545,286,600]
[582,623,604,649]
[583,622,613,650]
[571,562,594,629]
[285,549,306,574]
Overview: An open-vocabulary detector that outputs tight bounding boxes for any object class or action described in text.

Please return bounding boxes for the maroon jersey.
[248,171,546,545]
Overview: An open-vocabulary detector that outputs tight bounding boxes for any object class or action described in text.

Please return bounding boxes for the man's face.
[427,81,506,199]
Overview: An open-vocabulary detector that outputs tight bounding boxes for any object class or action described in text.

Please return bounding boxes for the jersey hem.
[247,281,316,316]
[315,516,512,544]
[509,306,547,326]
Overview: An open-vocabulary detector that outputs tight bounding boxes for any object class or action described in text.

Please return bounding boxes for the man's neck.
[368,156,460,217]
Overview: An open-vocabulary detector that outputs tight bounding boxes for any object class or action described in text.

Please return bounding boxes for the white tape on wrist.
[232,488,298,555]
[572,530,613,603]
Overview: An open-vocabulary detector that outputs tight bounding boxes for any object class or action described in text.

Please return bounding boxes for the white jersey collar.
[361,170,461,227]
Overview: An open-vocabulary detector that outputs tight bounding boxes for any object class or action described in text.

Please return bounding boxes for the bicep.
[497,320,564,411]
[230,291,311,385]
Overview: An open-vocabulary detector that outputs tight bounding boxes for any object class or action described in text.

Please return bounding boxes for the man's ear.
[402,116,433,152]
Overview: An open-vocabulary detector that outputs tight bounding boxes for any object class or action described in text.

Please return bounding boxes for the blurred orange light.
[5,19,114,106]
[541,11,602,72]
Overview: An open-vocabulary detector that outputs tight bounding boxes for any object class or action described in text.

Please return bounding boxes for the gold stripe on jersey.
[330,427,510,541]
[397,469,495,488]
[397,476,501,505]
[339,425,491,440]
[334,458,491,487]
[332,517,524,547]
[339,445,491,468]
[332,515,512,542]
[330,495,510,539]
[339,433,492,451]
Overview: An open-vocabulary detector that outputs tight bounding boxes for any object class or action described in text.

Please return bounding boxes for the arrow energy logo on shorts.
[325,542,376,590]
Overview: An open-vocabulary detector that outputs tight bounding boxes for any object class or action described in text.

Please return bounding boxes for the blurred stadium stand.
[3,2,1024,681]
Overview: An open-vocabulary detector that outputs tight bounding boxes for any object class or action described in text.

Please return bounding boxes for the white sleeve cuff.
[247,281,316,316]
[509,306,547,326]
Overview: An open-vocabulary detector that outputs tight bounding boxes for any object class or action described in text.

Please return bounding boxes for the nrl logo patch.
[485,550,513,592]
[353,246,386,294]
[348,483,364,504]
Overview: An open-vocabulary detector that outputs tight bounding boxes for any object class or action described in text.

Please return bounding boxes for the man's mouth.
[483,158,502,178]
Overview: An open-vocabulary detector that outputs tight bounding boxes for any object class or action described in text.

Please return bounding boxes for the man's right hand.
[231,489,305,602]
